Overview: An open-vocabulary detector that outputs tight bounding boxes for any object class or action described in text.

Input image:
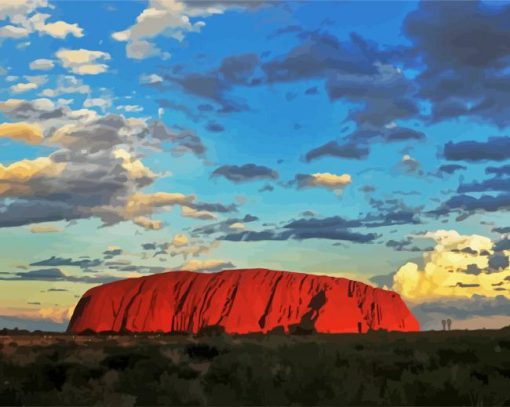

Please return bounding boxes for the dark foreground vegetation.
[1,328,510,406]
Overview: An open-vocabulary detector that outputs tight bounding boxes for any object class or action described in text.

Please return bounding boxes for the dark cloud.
[458,177,510,193]
[103,248,122,258]
[151,122,207,158]
[305,141,369,162]
[486,164,510,176]
[206,122,225,132]
[440,193,510,215]
[267,24,303,39]
[438,164,466,175]
[444,137,510,162]
[211,164,278,183]
[30,256,102,269]
[2,268,118,284]
[258,184,274,192]
[493,226,510,234]
[220,215,379,243]
[369,272,396,288]
[385,238,429,252]
[192,214,259,236]
[157,99,201,122]
[305,86,319,95]
[404,1,510,126]
[164,53,259,113]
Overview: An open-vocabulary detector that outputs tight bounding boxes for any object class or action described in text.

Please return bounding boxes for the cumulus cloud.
[112,0,259,59]
[0,122,43,144]
[181,206,217,220]
[393,230,510,301]
[56,48,111,75]
[29,58,54,71]
[292,172,352,193]
[0,1,84,40]
[10,82,38,93]
[0,98,227,229]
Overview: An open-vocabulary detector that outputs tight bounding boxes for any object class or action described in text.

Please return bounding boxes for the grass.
[1,328,510,405]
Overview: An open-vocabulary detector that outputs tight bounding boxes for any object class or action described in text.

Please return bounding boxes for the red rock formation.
[67,269,419,334]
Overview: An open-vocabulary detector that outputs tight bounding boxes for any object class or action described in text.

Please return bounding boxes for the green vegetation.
[1,328,510,405]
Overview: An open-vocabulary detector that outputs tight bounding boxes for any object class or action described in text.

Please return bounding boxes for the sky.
[1,0,510,332]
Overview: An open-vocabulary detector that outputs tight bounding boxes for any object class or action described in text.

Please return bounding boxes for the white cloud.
[112,0,247,59]
[116,104,143,113]
[84,97,112,112]
[126,39,170,60]
[29,58,54,71]
[0,2,84,40]
[40,75,90,97]
[0,25,29,38]
[33,14,83,39]
[393,230,510,302]
[56,48,111,75]
[10,82,38,93]
[140,73,163,84]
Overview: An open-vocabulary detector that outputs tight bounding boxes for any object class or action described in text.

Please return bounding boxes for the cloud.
[112,0,260,59]
[161,53,259,112]
[211,164,278,183]
[444,136,510,162]
[438,193,510,216]
[10,82,38,93]
[172,233,189,248]
[1,267,118,284]
[400,154,422,175]
[0,122,43,144]
[458,176,510,193]
[29,223,62,233]
[411,295,510,330]
[30,256,102,269]
[438,164,466,175]
[151,122,206,158]
[305,141,369,162]
[40,75,90,97]
[403,1,510,127]
[175,259,235,273]
[29,13,84,39]
[126,39,170,60]
[0,1,83,40]
[0,100,229,229]
[292,172,352,192]
[220,215,378,243]
[392,230,510,302]
[191,214,258,236]
[29,58,54,71]
[206,122,224,132]
[181,206,217,220]
[56,48,111,75]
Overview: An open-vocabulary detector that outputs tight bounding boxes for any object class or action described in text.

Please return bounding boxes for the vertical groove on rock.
[258,274,284,329]
[120,280,147,332]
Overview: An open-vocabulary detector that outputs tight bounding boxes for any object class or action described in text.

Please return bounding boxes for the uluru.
[67,268,419,334]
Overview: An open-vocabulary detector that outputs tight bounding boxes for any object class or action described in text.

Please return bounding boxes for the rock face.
[67,269,419,334]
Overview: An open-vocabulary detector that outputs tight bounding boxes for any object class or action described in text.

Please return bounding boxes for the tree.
[441,320,446,331]
[446,318,452,331]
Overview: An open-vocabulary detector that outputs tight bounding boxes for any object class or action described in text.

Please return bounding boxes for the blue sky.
[1,0,510,331]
